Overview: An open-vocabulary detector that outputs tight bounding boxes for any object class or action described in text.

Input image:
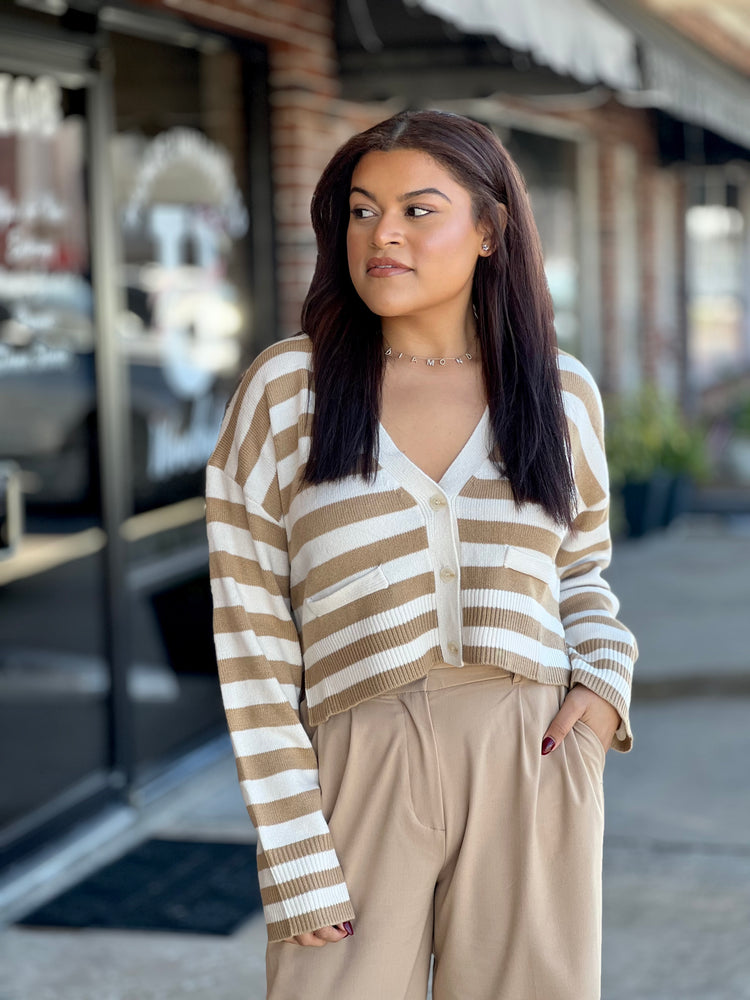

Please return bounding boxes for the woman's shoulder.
[556,348,599,393]
[229,333,312,412]
[555,348,604,423]
[244,332,313,383]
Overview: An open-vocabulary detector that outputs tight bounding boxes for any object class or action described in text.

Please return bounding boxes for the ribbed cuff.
[257,834,355,943]
[266,900,357,943]
[568,659,633,753]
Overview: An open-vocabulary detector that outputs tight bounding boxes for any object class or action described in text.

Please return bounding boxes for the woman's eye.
[351,207,376,219]
[406,206,431,217]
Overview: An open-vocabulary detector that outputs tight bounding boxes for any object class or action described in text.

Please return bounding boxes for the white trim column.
[577,138,602,380]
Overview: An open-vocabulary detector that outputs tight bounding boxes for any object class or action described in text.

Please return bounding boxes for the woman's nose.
[370,212,403,248]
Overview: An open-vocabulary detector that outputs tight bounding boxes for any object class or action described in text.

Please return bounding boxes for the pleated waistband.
[382,663,516,697]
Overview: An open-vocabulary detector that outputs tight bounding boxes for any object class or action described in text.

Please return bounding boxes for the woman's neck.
[381,311,478,360]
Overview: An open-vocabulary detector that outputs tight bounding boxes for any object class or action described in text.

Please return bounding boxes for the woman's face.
[346,149,490,326]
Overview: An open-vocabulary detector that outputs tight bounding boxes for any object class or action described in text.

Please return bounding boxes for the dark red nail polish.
[541,737,555,755]
[344,921,354,936]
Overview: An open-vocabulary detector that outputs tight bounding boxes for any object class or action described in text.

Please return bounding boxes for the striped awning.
[591,0,750,152]
[639,40,750,150]
[405,0,641,89]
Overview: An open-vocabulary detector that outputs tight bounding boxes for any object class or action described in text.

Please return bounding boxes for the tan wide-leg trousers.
[266,665,606,1000]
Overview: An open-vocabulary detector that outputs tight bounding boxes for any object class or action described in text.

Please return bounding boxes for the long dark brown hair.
[301,110,576,527]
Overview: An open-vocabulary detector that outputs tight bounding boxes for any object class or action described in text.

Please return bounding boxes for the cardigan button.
[440,566,456,582]
[447,641,459,656]
[429,494,447,510]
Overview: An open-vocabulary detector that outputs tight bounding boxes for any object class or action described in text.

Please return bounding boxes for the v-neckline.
[378,406,490,498]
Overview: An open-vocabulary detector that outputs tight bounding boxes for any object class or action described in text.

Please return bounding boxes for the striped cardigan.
[206,332,637,942]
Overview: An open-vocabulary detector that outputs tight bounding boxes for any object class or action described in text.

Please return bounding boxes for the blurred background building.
[1,0,750,880]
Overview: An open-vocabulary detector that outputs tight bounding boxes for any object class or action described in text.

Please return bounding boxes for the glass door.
[0,16,272,864]
[0,65,113,858]
[107,30,255,776]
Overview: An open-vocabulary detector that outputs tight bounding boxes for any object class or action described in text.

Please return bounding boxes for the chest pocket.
[502,547,560,601]
[304,566,390,620]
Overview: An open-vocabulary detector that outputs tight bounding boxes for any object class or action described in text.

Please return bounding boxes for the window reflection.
[0,71,110,844]
[500,127,581,355]
[111,37,250,514]
[0,74,96,512]
[109,32,252,770]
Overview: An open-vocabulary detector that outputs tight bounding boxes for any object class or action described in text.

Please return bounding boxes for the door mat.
[18,838,262,936]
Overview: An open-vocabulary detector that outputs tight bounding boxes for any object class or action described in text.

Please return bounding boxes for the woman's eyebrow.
[400,187,451,203]
[349,185,452,203]
[350,186,376,200]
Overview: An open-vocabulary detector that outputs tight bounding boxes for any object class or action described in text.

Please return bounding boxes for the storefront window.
[687,195,746,388]
[503,128,581,353]
[114,123,248,513]
[109,32,252,772]
[0,10,271,862]
[0,68,110,846]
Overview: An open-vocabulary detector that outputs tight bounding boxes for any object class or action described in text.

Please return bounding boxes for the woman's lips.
[366,257,412,276]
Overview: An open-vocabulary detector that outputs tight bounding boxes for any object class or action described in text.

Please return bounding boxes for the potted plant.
[724,394,750,483]
[605,387,708,537]
[658,409,709,525]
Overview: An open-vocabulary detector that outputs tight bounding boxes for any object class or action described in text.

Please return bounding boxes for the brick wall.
[586,103,683,394]
[142,0,386,336]
[550,98,676,393]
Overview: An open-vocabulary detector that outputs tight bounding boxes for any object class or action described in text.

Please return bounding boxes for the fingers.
[283,923,354,947]
[580,692,621,750]
[541,690,582,755]
[542,684,620,755]
[315,924,350,943]
[282,932,327,947]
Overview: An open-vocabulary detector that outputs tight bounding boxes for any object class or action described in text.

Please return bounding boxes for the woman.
[206,110,637,1000]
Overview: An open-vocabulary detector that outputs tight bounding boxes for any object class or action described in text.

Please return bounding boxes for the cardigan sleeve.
[205,367,354,942]
[556,361,638,752]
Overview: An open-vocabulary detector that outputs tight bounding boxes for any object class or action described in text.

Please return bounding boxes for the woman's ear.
[480,204,508,254]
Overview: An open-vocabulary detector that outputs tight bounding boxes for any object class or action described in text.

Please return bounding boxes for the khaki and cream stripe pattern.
[206,333,637,941]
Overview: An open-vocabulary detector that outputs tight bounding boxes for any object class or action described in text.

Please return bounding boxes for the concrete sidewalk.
[606,514,750,692]
[2,515,749,999]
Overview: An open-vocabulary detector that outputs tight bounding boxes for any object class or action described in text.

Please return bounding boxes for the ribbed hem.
[306,642,634,750]
[308,647,444,726]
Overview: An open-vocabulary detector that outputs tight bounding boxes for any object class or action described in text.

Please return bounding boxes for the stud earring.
[482,242,490,252]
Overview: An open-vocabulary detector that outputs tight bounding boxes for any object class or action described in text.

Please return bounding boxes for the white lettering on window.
[146,394,226,482]
[0,74,62,138]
